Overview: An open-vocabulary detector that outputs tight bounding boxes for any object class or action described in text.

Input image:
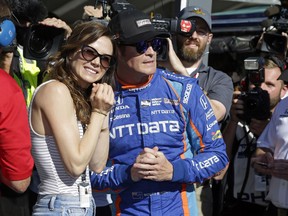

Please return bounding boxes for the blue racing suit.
[91,68,229,216]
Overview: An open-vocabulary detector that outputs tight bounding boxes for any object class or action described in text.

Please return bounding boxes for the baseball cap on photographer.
[278,69,288,83]
[108,9,170,45]
[177,6,212,31]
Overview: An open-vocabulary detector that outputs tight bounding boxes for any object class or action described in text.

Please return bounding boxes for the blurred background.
[44,0,275,25]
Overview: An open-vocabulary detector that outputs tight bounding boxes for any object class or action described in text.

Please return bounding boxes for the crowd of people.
[1,0,288,216]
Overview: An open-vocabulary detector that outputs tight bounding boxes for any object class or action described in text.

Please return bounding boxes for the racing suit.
[91,68,229,216]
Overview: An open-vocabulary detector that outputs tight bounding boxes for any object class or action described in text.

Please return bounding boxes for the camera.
[151,15,196,36]
[96,0,135,19]
[260,32,287,58]
[261,1,288,58]
[97,0,196,61]
[108,0,135,18]
[239,88,270,122]
[238,57,271,123]
[23,24,65,61]
[151,16,196,61]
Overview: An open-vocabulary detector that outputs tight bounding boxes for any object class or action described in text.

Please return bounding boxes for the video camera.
[96,0,196,61]
[261,0,288,58]
[238,57,271,123]
[23,24,65,61]
[94,0,135,19]
[98,0,196,35]
[151,15,196,61]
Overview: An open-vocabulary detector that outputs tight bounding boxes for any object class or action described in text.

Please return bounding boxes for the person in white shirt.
[253,69,288,216]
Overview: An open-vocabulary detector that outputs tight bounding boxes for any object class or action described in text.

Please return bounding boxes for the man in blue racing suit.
[91,9,229,216]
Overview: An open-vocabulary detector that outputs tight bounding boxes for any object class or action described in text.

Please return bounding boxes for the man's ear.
[207,33,213,45]
[281,83,288,99]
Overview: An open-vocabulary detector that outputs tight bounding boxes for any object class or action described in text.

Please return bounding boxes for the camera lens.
[246,97,258,111]
[23,24,65,60]
[29,29,52,57]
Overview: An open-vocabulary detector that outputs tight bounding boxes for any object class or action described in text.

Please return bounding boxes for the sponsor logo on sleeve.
[192,155,220,171]
[211,130,223,140]
[206,120,218,131]
[205,108,214,121]
[200,94,208,110]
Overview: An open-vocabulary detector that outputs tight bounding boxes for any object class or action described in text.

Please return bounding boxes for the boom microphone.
[261,19,274,28]
[264,5,281,17]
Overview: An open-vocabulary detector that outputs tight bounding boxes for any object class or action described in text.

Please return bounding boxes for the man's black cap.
[108,9,169,45]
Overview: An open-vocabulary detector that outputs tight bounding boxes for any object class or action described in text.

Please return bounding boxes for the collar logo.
[191,8,205,16]
[280,108,288,117]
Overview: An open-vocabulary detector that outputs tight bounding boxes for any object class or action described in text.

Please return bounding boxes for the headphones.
[266,54,287,72]
[0,18,16,47]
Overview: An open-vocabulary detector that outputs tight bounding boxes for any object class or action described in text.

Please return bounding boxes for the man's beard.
[270,92,281,111]
[178,40,206,65]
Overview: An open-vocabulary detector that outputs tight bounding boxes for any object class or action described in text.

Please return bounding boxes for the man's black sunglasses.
[81,45,116,68]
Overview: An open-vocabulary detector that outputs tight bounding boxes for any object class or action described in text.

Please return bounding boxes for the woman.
[29,21,116,215]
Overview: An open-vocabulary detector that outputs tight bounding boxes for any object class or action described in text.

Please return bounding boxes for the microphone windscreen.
[261,19,274,28]
[264,5,280,17]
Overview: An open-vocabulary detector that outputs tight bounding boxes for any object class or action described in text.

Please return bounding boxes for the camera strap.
[238,125,256,200]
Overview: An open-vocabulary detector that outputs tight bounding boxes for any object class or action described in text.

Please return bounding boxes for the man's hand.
[39,17,72,39]
[131,147,173,182]
[83,5,103,19]
[251,151,274,175]
[157,38,189,76]
[271,159,288,180]
[249,118,269,137]
[0,174,31,193]
[229,91,244,123]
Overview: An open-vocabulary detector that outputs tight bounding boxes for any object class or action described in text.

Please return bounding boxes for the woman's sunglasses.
[81,45,116,68]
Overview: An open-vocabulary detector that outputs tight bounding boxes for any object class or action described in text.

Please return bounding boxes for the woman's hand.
[90,83,114,115]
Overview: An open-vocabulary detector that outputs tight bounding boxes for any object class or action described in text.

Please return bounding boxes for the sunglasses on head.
[81,45,116,69]
[128,38,164,54]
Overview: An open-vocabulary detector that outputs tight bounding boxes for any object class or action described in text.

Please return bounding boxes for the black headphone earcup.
[0,19,16,47]
[270,55,286,71]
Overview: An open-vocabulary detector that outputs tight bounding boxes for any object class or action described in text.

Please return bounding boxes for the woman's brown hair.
[46,21,116,125]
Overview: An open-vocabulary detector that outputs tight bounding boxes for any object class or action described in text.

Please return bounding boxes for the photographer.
[6,0,71,106]
[157,6,233,216]
[253,69,288,216]
[221,55,288,216]
[160,6,234,123]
